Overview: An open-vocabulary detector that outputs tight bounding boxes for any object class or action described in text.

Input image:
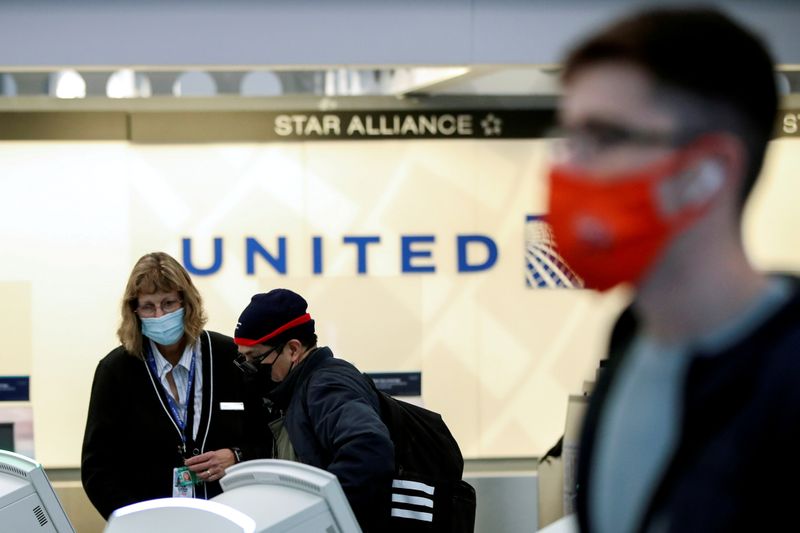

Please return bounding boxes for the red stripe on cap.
[234,313,312,346]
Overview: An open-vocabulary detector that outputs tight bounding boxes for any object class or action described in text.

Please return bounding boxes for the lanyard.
[145,342,197,446]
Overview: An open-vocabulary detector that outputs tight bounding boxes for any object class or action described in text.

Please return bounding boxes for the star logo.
[480,113,503,136]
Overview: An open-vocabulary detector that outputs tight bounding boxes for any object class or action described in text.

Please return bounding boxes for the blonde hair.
[117,252,207,357]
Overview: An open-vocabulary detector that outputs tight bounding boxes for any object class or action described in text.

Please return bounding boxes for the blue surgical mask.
[141,307,185,346]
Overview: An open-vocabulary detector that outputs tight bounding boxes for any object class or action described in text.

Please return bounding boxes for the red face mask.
[547,145,720,291]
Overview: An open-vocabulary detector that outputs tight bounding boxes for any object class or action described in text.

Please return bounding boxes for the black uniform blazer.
[81,330,260,519]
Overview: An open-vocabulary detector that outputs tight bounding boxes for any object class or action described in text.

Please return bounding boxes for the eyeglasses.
[234,344,284,375]
[136,298,183,318]
[549,120,685,162]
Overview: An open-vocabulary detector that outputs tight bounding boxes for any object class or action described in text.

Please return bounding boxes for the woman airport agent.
[81,252,261,519]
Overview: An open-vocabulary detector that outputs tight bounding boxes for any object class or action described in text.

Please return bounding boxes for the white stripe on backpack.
[392,478,436,495]
[392,493,434,508]
[391,508,434,522]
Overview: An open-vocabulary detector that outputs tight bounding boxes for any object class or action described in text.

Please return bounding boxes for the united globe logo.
[525,215,582,288]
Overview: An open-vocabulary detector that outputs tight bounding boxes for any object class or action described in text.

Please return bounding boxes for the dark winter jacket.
[577,277,800,532]
[267,346,395,532]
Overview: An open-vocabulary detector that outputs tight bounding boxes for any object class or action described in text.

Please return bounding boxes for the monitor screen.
[105,460,361,533]
[0,423,13,452]
[0,449,75,532]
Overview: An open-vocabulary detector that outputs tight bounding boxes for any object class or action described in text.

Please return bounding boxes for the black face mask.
[262,352,298,387]
[236,344,284,395]
[250,363,278,393]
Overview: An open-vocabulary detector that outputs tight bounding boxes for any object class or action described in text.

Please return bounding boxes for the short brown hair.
[563,7,777,207]
[117,252,207,357]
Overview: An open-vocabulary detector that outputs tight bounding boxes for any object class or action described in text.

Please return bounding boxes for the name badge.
[220,402,244,411]
[173,466,196,498]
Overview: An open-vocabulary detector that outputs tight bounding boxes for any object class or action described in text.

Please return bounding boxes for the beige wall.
[743,138,800,271]
[0,138,797,468]
[0,282,32,376]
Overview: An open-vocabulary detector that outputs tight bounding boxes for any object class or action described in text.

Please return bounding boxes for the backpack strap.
[361,373,387,412]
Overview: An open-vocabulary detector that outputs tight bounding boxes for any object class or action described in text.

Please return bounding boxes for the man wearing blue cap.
[233,288,394,532]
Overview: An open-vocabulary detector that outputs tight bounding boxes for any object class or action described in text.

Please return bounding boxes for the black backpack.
[362,375,477,533]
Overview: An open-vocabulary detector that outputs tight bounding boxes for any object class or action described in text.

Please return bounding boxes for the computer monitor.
[104,498,256,533]
[0,449,75,532]
[215,460,361,533]
[104,460,361,533]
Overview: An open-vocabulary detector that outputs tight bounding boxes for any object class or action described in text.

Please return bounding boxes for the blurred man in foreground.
[547,7,800,532]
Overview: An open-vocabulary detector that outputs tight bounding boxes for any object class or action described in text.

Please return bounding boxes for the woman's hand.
[184,448,236,483]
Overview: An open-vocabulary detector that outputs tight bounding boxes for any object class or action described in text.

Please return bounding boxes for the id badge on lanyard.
[173,466,196,498]
[145,344,199,497]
